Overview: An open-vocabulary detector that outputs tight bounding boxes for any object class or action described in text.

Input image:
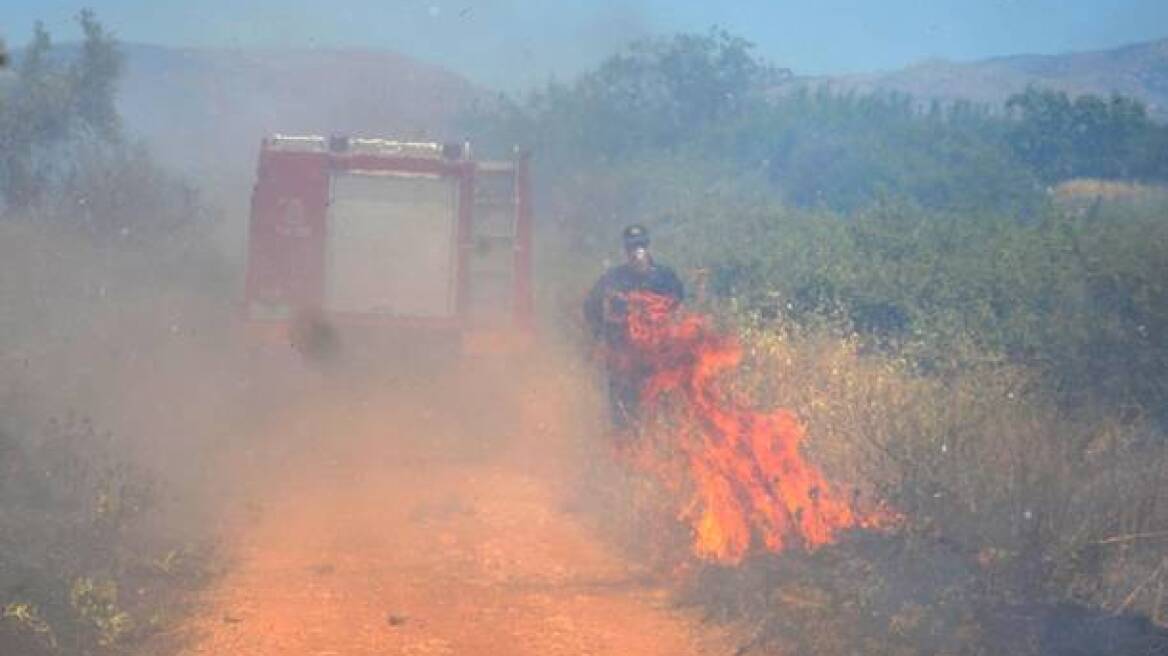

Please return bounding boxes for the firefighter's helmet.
[622,224,649,251]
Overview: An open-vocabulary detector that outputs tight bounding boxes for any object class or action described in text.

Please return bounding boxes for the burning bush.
[617,292,894,564]
[624,308,1168,654]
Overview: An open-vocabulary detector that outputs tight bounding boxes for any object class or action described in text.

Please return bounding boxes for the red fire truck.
[243,135,533,357]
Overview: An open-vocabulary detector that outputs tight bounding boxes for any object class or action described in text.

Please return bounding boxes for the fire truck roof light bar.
[348,138,446,158]
[264,135,469,161]
[266,134,328,152]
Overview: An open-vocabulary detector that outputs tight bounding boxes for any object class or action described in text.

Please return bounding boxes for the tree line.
[469,29,1168,216]
[0,12,210,242]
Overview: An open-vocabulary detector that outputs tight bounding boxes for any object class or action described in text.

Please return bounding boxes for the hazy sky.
[3,1,1167,88]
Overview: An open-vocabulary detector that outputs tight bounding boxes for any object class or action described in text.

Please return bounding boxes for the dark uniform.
[584,226,684,432]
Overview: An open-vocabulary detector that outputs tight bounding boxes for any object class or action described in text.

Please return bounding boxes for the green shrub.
[661,192,1168,421]
[0,12,214,244]
[0,415,210,655]
[0,11,121,211]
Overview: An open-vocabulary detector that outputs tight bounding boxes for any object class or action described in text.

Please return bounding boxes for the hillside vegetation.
[1,15,220,656]
[467,29,1168,654]
[468,29,1168,419]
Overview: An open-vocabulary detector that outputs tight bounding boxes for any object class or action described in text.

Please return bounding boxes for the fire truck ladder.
[465,155,531,330]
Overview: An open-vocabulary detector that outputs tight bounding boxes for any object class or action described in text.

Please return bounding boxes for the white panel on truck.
[325,171,458,317]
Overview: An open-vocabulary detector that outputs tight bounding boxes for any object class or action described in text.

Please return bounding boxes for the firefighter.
[583,224,684,433]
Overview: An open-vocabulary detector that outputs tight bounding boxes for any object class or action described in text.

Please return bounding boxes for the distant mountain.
[814,38,1168,120]
[115,44,482,209]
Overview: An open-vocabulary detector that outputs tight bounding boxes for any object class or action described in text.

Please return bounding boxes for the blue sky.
[3,1,1167,88]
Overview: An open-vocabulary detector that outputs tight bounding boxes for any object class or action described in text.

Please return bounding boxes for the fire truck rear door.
[324,171,459,318]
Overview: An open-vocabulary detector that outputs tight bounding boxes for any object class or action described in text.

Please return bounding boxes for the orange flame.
[620,291,888,564]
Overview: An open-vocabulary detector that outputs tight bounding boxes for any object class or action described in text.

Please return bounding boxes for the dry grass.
[1052,178,1168,208]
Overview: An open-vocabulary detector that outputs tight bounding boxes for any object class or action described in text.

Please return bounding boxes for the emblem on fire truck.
[274,198,311,238]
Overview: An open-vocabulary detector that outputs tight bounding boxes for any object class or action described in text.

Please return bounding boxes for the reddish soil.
[172,366,732,655]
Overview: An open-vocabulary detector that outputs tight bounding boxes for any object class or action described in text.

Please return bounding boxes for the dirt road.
[174,365,731,655]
